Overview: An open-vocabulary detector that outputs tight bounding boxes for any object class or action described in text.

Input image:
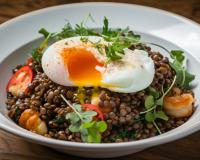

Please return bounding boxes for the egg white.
[101,49,155,93]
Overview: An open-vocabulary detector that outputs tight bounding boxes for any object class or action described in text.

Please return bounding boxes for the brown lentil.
[5,45,193,143]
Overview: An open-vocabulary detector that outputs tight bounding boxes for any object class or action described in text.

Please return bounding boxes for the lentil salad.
[5,17,195,143]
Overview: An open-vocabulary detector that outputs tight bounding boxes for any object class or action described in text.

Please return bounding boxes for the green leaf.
[145,95,154,109]
[169,62,183,84]
[155,111,169,121]
[145,112,155,122]
[183,70,195,89]
[156,97,163,106]
[82,121,95,128]
[101,17,141,61]
[170,50,184,63]
[36,16,141,63]
[69,123,81,132]
[66,112,80,124]
[96,121,107,132]
[31,48,43,63]
[88,128,101,143]
[75,22,98,37]
[54,22,76,40]
[62,93,107,143]
[80,128,88,142]
[73,104,82,112]
[31,32,51,63]
[148,87,160,99]
[81,110,97,117]
[81,110,97,123]
[169,50,195,89]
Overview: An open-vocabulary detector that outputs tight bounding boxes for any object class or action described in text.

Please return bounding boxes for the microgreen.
[31,32,52,63]
[35,16,140,63]
[140,76,176,134]
[102,17,141,61]
[169,50,195,89]
[143,43,195,89]
[147,87,160,99]
[34,17,195,92]
[152,121,162,135]
[61,94,107,143]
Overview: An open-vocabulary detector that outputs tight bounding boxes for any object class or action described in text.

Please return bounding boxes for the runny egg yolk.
[61,47,104,86]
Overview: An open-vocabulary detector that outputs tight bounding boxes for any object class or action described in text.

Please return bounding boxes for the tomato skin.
[6,65,33,96]
[82,104,104,120]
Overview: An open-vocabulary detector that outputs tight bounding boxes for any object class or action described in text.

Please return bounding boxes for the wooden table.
[0,1,200,160]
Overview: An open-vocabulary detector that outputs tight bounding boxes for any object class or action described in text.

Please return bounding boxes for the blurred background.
[0,0,200,24]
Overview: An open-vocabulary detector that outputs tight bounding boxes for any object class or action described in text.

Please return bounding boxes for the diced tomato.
[6,65,33,96]
[82,104,104,120]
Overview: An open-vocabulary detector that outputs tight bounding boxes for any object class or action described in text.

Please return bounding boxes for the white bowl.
[0,2,200,158]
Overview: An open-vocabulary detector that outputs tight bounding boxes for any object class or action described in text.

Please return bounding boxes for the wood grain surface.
[1,1,200,160]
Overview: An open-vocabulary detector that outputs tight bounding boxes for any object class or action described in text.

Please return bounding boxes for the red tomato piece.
[82,104,104,120]
[6,65,33,96]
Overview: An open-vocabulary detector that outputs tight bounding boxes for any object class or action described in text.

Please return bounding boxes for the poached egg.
[42,36,155,93]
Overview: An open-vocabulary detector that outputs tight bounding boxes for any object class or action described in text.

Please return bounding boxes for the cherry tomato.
[6,65,33,96]
[82,103,104,120]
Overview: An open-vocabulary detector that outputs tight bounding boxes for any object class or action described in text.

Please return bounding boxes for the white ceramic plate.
[0,2,200,158]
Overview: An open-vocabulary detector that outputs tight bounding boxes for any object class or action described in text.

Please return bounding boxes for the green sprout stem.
[60,94,83,121]
[140,105,157,114]
[140,75,176,115]
[153,121,162,135]
[162,75,177,98]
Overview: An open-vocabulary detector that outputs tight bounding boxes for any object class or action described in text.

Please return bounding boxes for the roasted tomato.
[6,65,33,96]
